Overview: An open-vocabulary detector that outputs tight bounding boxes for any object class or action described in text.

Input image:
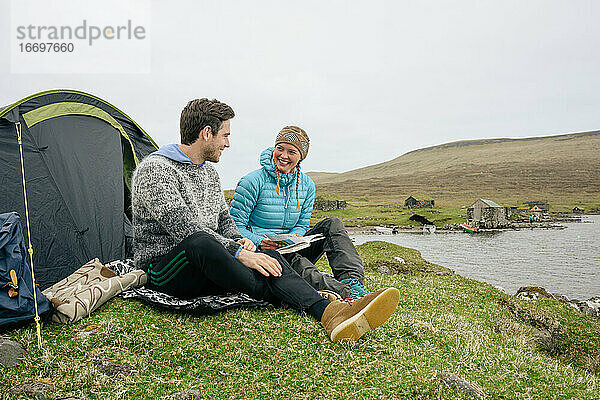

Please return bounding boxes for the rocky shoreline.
[515,286,600,320]
[345,213,592,235]
[346,220,589,235]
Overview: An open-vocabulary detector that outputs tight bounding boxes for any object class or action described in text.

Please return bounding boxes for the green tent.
[0,89,158,289]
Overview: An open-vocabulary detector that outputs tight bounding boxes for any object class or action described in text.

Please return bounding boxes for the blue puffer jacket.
[230,147,316,247]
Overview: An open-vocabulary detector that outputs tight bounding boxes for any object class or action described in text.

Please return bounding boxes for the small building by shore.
[467,199,509,228]
[404,196,435,209]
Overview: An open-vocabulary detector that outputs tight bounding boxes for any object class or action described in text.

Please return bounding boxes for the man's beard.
[203,145,221,163]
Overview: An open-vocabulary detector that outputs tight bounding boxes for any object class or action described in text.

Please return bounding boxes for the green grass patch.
[2,242,599,399]
[311,203,466,227]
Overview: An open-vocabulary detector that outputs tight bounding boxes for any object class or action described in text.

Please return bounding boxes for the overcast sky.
[1,0,599,189]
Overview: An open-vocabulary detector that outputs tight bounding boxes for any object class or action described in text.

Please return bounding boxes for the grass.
[311,203,465,228]
[2,242,599,399]
[309,196,600,228]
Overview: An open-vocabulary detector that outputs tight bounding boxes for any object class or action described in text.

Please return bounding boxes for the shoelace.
[341,278,370,300]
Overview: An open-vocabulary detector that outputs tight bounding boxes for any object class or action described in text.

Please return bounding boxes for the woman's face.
[274,143,301,173]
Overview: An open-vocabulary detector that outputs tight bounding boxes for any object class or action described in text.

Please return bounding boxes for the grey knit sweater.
[131,154,242,268]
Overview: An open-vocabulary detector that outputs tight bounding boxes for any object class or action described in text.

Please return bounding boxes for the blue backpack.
[0,212,51,330]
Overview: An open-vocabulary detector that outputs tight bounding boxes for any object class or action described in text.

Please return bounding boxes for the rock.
[572,297,600,319]
[54,397,87,400]
[95,360,133,377]
[376,265,393,275]
[173,390,203,400]
[515,286,553,302]
[8,380,53,398]
[393,256,406,264]
[0,339,27,368]
[515,288,600,321]
[551,294,570,304]
[436,271,454,276]
[436,372,485,399]
[535,328,555,352]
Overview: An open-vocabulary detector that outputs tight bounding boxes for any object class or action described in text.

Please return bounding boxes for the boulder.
[376,265,393,275]
[0,339,27,368]
[535,328,555,352]
[436,372,485,399]
[173,390,203,400]
[572,297,600,319]
[515,286,553,301]
[95,360,133,377]
[8,381,52,399]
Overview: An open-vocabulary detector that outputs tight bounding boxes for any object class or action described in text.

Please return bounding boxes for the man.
[131,98,400,342]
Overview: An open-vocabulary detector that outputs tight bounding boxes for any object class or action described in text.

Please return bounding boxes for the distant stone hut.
[467,199,509,228]
[313,196,347,211]
[404,196,434,209]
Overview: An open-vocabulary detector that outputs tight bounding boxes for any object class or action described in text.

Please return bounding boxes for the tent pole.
[15,122,43,349]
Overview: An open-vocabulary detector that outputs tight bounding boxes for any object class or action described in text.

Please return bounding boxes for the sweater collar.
[154,144,203,165]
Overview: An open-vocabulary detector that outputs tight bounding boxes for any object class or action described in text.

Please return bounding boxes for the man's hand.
[237,238,256,252]
[259,238,281,250]
[238,249,282,277]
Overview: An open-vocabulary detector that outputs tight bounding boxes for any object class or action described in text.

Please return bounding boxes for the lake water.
[351,215,600,300]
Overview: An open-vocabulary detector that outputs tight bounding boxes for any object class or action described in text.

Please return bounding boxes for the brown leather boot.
[321,287,400,342]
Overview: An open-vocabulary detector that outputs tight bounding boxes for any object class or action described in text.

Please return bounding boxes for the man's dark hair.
[180,98,235,145]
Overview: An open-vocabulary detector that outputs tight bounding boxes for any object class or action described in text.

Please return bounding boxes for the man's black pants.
[144,232,324,313]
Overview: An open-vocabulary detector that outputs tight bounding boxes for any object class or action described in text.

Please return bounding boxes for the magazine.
[265,233,325,255]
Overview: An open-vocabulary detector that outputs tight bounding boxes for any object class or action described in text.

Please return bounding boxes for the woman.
[230,126,370,300]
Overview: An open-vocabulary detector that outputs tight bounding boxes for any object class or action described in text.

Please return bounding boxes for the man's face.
[203,119,231,163]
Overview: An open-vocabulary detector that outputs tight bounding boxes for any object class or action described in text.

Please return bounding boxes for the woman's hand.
[237,238,256,252]
[259,238,281,250]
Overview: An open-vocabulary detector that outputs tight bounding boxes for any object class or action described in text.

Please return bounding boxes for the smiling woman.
[274,142,301,174]
[230,126,373,302]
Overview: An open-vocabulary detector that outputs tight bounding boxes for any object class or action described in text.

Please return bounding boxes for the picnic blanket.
[106,259,269,314]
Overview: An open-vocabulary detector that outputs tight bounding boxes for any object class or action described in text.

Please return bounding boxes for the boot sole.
[330,287,400,342]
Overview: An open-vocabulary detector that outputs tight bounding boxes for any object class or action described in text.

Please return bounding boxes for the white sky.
[1,0,599,189]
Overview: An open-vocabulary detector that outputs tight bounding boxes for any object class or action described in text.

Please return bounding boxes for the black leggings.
[145,232,324,313]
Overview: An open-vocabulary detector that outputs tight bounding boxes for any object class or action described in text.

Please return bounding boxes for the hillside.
[308,131,600,206]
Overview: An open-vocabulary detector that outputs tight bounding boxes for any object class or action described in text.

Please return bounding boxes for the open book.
[265,233,325,255]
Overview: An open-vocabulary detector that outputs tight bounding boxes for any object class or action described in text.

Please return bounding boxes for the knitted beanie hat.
[274,126,309,210]
[275,126,310,161]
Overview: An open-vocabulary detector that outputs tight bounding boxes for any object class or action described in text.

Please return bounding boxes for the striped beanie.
[275,126,310,161]
[274,126,310,209]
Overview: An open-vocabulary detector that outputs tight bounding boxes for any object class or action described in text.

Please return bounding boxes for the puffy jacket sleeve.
[230,174,265,247]
[289,177,315,236]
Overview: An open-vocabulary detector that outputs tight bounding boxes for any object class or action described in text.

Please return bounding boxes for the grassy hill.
[308,130,600,208]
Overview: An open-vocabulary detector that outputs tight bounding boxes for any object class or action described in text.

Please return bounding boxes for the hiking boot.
[340,278,370,299]
[321,287,400,342]
[317,290,342,302]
